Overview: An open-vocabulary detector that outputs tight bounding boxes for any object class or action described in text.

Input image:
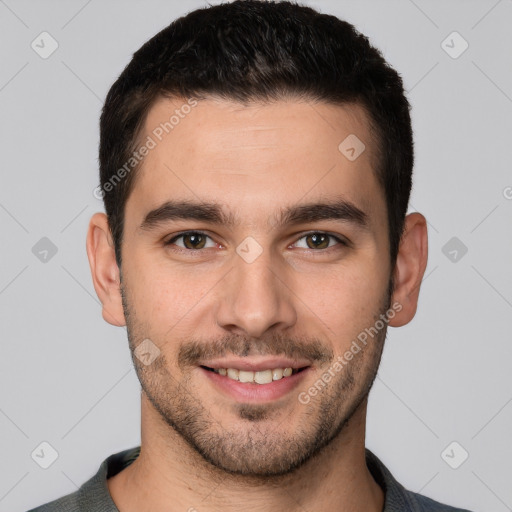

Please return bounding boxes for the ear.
[388,212,428,327]
[86,212,126,327]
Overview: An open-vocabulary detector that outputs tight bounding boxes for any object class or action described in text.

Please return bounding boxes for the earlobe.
[86,212,126,327]
[388,212,428,328]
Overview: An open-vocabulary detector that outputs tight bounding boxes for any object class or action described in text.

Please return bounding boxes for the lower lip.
[200,367,311,403]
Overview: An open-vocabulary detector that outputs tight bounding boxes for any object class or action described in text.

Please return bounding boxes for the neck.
[108,395,384,512]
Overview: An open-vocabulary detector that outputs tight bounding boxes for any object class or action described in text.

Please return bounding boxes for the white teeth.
[238,370,253,383]
[227,368,239,380]
[213,367,297,384]
[254,370,273,384]
[272,368,283,380]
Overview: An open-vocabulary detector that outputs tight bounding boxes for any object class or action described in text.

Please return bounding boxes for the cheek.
[125,254,218,332]
[294,264,388,342]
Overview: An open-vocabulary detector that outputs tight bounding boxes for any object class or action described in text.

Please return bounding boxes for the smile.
[201,366,307,384]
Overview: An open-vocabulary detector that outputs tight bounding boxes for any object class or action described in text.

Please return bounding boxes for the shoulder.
[26,446,140,512]
[365,448,474,512]
[26,490,81,512]
[402,487,474,512]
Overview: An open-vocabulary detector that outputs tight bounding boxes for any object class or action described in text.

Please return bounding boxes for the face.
[117,97,394,477]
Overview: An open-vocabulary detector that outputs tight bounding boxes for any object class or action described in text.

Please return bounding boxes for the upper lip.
[200,357,312,372]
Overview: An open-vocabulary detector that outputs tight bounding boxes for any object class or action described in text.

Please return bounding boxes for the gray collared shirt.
[27,446,474,511]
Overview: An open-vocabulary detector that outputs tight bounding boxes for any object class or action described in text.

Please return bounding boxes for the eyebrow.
[139,198,368,232]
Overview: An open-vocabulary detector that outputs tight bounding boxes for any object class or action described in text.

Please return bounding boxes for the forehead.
[127,97,383,223]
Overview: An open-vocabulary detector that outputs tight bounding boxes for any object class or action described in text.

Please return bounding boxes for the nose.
[214,244,297,338]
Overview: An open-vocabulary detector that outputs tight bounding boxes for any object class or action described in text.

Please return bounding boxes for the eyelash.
[164,231,348,253]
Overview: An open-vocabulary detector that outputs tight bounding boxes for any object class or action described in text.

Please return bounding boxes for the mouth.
[199,364,312,403]
[200,365,309,384]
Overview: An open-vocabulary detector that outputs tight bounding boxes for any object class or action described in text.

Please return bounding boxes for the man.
[29,1,473,510]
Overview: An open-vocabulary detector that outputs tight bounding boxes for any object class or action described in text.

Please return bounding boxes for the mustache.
[177,332,333,370]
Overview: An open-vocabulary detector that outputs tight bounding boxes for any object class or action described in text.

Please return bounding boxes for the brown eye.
[183,233,206,249]
[165,232,215,250]
[305,233,330,249]
[292,232,346,251]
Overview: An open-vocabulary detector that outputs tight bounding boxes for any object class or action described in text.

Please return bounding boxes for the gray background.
[0,0,511,511]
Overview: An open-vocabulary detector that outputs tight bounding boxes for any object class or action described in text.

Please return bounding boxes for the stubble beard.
[120,278,390,481]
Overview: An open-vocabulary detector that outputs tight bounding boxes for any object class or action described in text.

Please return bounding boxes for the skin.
[86,97,428,512]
